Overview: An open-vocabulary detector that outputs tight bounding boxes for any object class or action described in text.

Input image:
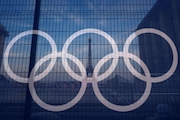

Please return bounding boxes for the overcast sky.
[0,0,157,82]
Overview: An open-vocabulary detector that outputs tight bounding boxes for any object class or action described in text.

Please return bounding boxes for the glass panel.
[0,0,180,120]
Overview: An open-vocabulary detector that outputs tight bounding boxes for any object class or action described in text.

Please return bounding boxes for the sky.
[0,0,157,82]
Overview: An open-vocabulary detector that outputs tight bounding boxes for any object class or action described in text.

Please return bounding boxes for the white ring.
[92,52,152,112]
[28,52,87,112]
[3,30,57,83]
[61,28,119,82]
[123,28,178,83]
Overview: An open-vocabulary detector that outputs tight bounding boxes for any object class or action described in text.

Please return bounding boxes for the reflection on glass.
[0,0,180,120]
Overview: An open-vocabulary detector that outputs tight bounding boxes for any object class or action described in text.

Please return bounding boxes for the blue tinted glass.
[0,0,180,120]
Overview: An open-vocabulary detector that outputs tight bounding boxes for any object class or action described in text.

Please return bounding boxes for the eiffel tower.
[86,38,94,77]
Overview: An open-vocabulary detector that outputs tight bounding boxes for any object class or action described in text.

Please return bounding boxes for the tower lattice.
[86,38,94,77]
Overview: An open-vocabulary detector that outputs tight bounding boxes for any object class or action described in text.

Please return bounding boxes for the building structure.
[0,23,8,67]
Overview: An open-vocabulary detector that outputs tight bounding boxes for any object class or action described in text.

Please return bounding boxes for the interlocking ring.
[61,28,119,82]
[3,30,58,83]
[123,28,178,83]
[3,28,178,112]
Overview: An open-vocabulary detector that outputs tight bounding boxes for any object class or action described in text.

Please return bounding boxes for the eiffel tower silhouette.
[86,38,94,77]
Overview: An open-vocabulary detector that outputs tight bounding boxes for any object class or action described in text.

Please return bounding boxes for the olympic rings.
[3,28,178,112]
